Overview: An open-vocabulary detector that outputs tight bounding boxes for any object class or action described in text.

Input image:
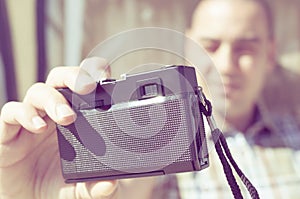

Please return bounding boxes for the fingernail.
[90,181,118,198]
[32,116,47,129]
[55,104,75,119]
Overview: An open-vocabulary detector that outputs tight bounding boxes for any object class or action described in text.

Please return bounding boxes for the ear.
[266,39,277,73]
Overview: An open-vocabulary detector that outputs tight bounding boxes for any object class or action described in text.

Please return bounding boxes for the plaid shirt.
[151,102,300,199]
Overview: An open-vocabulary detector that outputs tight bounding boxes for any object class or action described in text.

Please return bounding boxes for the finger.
[0,102,48,144]
[75,181,118,199]
[23,83,76,126]
[46,66,97,95]
[0,101,48,144]
[1,101,47,131]
[80,57,111,81]
[89,181,118,198]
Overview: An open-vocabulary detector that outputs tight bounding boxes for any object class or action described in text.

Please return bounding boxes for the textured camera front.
[106,101,181,153]
[58,95,197,175]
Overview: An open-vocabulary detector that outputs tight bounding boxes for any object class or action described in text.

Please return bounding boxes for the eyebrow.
[235,37,262,44]
[198,37,262,44]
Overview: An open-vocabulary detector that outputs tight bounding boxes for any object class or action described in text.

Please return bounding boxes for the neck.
[215,106,256,133]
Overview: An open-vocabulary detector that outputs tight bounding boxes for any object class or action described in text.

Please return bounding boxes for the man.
[152,0,300,198]
[0,1,299,199]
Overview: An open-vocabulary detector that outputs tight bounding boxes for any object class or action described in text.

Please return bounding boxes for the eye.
[235,47,254,54]
[233,43,258,55]
[200,40,220,53]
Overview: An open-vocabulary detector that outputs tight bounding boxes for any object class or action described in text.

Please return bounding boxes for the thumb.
[80,57,111,81]
[87,180,118,198]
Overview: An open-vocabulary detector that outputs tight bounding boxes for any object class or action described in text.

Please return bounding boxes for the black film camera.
[56,65,209,183]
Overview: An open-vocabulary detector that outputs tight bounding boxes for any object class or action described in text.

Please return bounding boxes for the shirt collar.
[222,100,278,139]
[245,100,278,138]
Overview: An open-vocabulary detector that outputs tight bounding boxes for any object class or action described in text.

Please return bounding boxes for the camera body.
[56,65,209,183]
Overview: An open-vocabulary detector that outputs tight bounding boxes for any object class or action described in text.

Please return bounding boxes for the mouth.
[223,81,241,91]
[221,80,244,99]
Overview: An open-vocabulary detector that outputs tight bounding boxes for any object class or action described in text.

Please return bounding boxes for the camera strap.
[196,87,260,199]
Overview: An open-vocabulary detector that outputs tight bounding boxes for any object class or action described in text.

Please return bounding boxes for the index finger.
[46,66,97,95]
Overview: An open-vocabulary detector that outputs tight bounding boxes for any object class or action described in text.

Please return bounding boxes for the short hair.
[252,0,274,39]
[190,0,274,39]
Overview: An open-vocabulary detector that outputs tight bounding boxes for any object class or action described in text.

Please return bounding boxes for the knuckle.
[24,83,45,101]
[46,67,64,84]
[0,101,18,117]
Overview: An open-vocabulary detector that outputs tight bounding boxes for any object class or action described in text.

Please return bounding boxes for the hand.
[0,57,118,199]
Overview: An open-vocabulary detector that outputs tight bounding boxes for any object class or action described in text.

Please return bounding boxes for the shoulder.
[262,65,300,126]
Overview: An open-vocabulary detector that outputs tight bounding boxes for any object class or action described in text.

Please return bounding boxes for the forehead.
[190,0,270,40]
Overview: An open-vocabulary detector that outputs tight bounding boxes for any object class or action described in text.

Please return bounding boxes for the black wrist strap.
[197,87,260,199]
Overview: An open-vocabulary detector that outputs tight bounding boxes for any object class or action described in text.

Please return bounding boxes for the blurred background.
[0,0,300,106]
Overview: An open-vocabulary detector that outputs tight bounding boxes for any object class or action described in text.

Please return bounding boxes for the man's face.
[188,0,274,119]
